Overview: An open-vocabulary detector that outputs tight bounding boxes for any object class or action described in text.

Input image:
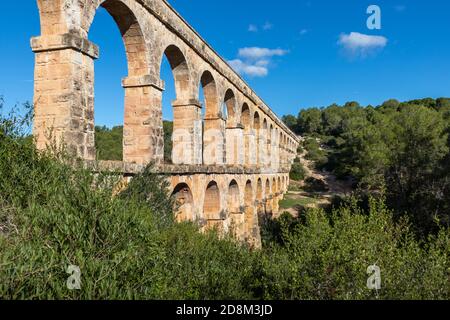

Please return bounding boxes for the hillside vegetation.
[0,99,448,300]
[283,98,450,236]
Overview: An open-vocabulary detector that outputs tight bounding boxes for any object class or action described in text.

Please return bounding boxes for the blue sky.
[1,0,449,127]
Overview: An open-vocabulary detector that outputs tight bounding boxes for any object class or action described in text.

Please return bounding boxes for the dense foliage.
[95,126,123,161]
[0,99,448,300]
[95,121,174,163]
[284,98,450,236]
[290,158,306,181]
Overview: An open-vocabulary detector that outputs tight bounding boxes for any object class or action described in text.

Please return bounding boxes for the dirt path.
[278,140,353,216]
[298,150,353,198]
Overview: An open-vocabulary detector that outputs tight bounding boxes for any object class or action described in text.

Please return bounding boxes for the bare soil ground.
[278,147,353,218]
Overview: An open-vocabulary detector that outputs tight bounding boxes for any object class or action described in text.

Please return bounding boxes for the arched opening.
[269,124,274,165]
[204,181,221,220]
[89,5,125,161]
[228,180,241,239]
[254,112,261,166]
[256,178,264,214]
[262,118,268,166]
[89,0,157,164]
[265,179,272,214]
[241,103,252,166]
[257,178,263,201]
[200,71,219,118]
[228,180,241,214]
[172,183,194,222]
[224,90,240,165]
[160,45,197,165]
[265,179,271,195]
[200,71,225,165]
[163,45,191,100]
[243,180,254,241]
[241,103,251,128]
[224,89,237,127]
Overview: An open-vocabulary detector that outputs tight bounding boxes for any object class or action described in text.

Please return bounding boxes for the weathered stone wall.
[33,0,300,246]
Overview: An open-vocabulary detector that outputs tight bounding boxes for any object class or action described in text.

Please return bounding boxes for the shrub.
[0,103,448,300]
[303,177,329,193]
[290,161,306,181]
[253,197,450,300]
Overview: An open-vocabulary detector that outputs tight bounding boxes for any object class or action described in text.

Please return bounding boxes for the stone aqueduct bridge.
[32,0,300,246]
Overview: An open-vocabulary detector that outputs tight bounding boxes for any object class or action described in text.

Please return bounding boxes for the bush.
[0,103,448,300]
[0,105,255,299]
[304,177,329,193]
[304,138,329,169]
[290,161,306,181]
[253,197,450,300]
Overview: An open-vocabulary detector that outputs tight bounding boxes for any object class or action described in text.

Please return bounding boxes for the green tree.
[163,121,173,163]
[95,126,123,161]
[298,108,323,135]
[282,115,298,132]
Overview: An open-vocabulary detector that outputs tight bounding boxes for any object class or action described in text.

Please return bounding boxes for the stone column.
[256,131,264,167]
[272,193,280,215]
[244,131,256,167]
[225,124,245,166]
[172,99,203,165]
[122,75,164,165]
[203,117,226,165]
[243,204,261,248]
[31,33,99,160]
[266,138,272,168]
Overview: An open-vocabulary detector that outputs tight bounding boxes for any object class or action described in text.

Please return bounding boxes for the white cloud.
[300,29,308,35]
[228,47,289,77]
[338,32,388,58]
[228,59,268,77]
[238,47,289,60]
[255,59,270,67]
[248,24,258,32]
[248,22,274,32]
[262,22,273,31]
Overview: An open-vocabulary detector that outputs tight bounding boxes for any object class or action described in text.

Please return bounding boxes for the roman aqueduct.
[32,0,300,247]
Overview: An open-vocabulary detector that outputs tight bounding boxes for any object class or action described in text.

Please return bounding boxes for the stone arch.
[254,112,261,130]
[200,71,220,118]
[264,178,272,215]
[241,103,251,129]
[89,0,157,164]
[254,112,261,165]
[256,177,265,215]
[243,180,255,241]
[161,45,191,100]
[262,118,269,165]
[172,183,194,222]
[92,0,151,77]
[204,181,221,220]
[241,103,252,165]
[223,89,237,126]
[256,178,263,202]
[265,178,271,197]
[201,71,225,165]
[228,180,241,214]
[245,180,253,206]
